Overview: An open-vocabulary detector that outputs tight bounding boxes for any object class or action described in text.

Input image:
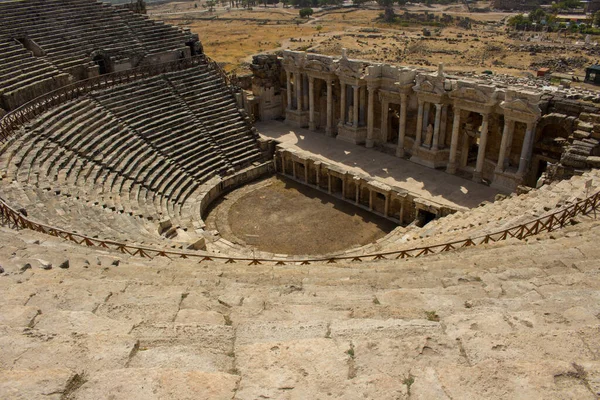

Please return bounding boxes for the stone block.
[187,237,206,251]
[158,219,173,235]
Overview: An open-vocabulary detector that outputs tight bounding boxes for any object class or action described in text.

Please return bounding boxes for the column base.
[325,127,334,137]
[365,139,374,148]
[309,122,316,131]
[446,162,457,174]
[395,147,405,158]
[472,171,483,183]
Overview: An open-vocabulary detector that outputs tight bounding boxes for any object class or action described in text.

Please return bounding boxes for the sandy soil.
[148,0,600,77]
[207,176,396,254]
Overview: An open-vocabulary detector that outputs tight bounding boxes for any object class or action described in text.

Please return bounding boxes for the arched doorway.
[530,117,573,186]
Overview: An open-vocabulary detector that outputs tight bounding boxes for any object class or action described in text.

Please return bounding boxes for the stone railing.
[0,55,212,143]
[1,189,598,265]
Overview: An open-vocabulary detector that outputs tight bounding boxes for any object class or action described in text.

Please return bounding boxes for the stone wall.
[250,49,600,191]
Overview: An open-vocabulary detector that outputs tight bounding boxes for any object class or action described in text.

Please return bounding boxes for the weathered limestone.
[274,51,570,189]
[275,147,456,225]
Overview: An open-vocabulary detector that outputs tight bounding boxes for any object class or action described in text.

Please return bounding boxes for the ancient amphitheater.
[1,0,600,399]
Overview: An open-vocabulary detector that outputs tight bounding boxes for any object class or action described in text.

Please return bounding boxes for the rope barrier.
[1,190,598,265]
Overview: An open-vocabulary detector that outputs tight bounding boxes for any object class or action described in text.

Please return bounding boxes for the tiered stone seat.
[90,76,231,183]
[0,54,266,249]
[0,38,70,110]
[348,169,600,256]
[168,66,263,169]
[0,209,599,398]
[0,0,196,108]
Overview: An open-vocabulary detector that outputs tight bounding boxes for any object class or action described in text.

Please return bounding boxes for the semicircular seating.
[0,62,264,249]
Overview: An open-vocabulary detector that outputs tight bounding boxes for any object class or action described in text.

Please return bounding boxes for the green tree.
[528,8,546,23]
[299,7,313,17]
[594,10,600,26]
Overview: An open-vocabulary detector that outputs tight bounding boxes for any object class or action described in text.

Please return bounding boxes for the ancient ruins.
[1,0,600,399]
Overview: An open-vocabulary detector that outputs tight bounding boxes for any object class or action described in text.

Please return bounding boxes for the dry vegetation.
[149,0,600,77]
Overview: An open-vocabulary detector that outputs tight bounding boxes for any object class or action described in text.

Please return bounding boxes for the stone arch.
[534,113,576,144]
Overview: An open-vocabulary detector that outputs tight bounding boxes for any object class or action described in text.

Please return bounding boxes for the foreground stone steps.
[0,214,599,398]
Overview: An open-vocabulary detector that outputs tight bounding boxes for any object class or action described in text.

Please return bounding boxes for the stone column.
[303,74,308,112]
[352,85,359,128]
[399,198,405,225]
[446,106,461,174]
[281,154,286,175]
[315,163,320,186]
[473,113,490,182]
[340,82,346,125]
[422,103,430,134]
[341,176,346,198]
[439,105,448,148]
[396,93,408,158]
[366,87,375,148]
[384,194,389,217]
[381,98,389,144]
[295,72,302,111]
[304,162,308,183]
[355,181,360,205]
[359,86,366,126]
[327,173,332,194]
[432,103,443,151]
[292,160,297,179]
[413,99,424,152]
[368,189,373,210]
[518,121,535,176]
[326,79,333,136]
[495,119,515,173]
[308,76,315,131]
[286,71,292,110]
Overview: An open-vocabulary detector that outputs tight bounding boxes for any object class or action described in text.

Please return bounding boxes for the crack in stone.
[27,309,42,328]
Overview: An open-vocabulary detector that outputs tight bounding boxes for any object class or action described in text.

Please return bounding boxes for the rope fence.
[1,190,598,265]
[0,53,598,265]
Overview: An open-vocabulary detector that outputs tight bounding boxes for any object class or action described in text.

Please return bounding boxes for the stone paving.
[256,120,502,210]
[1,207,599,398]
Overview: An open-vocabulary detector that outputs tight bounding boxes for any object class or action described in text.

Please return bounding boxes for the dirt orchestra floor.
[205,176,396,255]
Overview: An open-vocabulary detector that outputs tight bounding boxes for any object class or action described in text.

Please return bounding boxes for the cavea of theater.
[1,0,600,399]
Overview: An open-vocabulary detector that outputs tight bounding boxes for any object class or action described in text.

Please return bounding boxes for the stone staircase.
[0,211,598,399]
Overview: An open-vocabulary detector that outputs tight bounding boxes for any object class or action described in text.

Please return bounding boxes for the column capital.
[352,84,360,90]
[308,75,315,84]
[435,103,443,111]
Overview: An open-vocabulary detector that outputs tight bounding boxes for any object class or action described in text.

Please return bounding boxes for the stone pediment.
[501,89,541,116]
[450,81,497,106]
[335,60,364,79]
[413,74,445,95]
[501,98,541,116]
[304,59,331,73]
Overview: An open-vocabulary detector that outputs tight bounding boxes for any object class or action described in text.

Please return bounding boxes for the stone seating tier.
[0,63,263,248]
[0,212,599,398]
[0,0,197,109]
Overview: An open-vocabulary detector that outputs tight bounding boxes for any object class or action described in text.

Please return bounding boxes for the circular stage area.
[205,176,396,255]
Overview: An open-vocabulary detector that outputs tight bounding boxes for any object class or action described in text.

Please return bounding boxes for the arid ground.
[149,0,600,87]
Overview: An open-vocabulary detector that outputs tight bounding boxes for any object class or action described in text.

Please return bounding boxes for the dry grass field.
[149,1,600,78]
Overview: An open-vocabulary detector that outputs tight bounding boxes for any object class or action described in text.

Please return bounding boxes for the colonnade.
[281,51,543,190]
[274,149,455,225]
